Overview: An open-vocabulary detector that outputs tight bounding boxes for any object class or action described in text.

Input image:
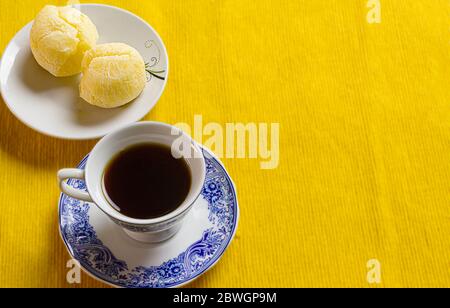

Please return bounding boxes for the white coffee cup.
[57,121,206,243]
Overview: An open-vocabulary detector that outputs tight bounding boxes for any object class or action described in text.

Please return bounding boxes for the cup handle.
[57,169,93,202]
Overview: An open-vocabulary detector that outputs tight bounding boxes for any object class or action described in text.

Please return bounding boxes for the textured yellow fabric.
[1,0,450,288]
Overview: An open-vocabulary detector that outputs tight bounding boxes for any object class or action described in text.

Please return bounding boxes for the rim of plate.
[58,146,240,288]
[0,3,169,140]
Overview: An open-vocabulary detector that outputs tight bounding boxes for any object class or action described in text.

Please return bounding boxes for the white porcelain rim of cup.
[84,121,205,226]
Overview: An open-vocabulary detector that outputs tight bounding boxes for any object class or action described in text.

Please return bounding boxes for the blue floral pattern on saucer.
[59,149,238,288]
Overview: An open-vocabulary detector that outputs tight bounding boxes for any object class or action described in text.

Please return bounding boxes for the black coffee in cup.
[103,143,192,219]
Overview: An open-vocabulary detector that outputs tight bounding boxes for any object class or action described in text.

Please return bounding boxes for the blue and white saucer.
[58,147,239,288]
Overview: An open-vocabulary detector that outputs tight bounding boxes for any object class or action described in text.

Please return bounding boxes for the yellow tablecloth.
[1,0,450,288]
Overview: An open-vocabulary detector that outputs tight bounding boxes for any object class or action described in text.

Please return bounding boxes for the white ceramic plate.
[0,4,168,140]
[59,147,239,288]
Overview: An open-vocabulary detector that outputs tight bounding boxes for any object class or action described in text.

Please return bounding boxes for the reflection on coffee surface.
[103,143,192,219]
